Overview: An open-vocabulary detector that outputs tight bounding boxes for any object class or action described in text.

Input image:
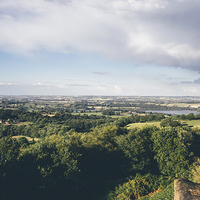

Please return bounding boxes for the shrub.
[151,127,191,177]
[140,182,174,200]
[107,174,160,200]
[190,157,200,183]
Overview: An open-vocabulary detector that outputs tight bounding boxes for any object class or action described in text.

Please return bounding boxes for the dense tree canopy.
[0,109,200,199]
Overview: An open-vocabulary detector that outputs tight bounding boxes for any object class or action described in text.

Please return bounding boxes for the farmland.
[1,95,200,114]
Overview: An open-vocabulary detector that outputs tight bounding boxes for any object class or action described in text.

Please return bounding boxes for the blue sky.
[1,0,200,96]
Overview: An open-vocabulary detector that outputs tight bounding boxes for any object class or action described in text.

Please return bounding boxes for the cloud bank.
[1,0,200,70]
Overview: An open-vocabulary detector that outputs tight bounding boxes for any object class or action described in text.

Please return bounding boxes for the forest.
[1,104,200,199]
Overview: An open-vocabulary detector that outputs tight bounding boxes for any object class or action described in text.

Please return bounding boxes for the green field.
[126,121,161,129]
[126,119,200,129]
[182,120,200,128]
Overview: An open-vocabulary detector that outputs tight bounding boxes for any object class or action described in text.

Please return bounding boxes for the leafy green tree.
[186,113,195,120]
[169,120,181,127]
[116,126,158,173]
[107,174,160,200]
[160,118,181,127]
[102,109,115,115]
[0,136,21,165]
[195,114,200,119]
[82,125,125,150]
[23,134,80,183]
[151,127,191,178]
[0,134,82,200]
[180,114,186,120]
[160,118,171,127]
[0,136,36,200]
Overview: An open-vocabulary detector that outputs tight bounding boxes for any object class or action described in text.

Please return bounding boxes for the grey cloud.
[1,0,200,70]
[194,78,200,84]
[180,81,193,84]
[181,78,200,84]
[93,72,108,75]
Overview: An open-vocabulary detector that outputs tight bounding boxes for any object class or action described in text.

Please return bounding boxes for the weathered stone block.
[174,178,200,200]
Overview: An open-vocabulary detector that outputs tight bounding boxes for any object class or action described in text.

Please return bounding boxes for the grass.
[12,135,39,141]
[126,121,161,129]
[181,120,200,128]
[126,119,200,129]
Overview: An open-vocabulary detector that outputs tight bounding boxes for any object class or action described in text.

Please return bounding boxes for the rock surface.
[174,178,200,200]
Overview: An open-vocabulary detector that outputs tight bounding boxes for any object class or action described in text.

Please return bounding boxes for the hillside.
[0,102,200,199]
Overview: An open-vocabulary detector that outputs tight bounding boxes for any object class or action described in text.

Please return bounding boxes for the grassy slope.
[126,119,200,129]
[126,122,161,129]
[182,120,200,128]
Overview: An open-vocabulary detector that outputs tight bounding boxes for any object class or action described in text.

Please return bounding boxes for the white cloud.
[57,84,68,88]
[33,82,43,86]
[0,82,16,85]
[181,87,198,94]
[1,0,200,70]
[95,85,107,93]
[114,85,122,94]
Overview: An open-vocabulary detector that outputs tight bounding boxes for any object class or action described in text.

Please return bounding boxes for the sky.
[1,0,200,96]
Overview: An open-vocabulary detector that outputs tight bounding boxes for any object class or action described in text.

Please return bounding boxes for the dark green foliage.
[77,147,127,199]
[0,109,198,200]
[181,114,187,120]
[169,120,181,127]
[151,127,191,177]
[102,109,115,115]
[195,114,200,119]
[0,135,81,200]
[0,109,114,136]
[0,136,36,200]
[160,118,181,127]
[189,128,200,157]
[116,126,158,173]
[140,182,174,200]
[115,114,165,127]
[0,136,21,165]
[186,113,195,120]
[106,174,166,200]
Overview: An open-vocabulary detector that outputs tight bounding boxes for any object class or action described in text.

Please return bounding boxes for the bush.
[106,174,161,200]
[140,182,174,200]
[151,127,191,177]
[115,126,157,173]
[190,157,200,183]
